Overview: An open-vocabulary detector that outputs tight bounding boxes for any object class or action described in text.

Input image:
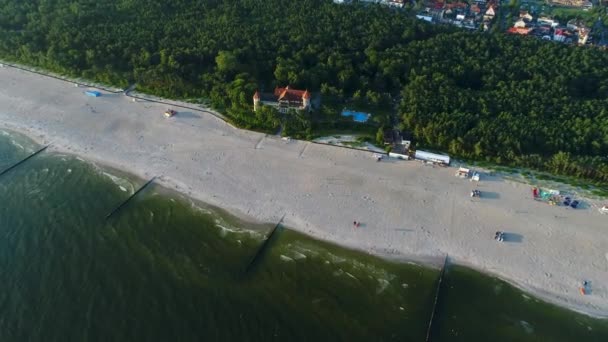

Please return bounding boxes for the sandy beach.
[1,66,607,317]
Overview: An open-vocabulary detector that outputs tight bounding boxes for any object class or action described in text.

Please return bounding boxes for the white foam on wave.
[376,278,390,294]
[10,139,25,150]
[520,320,534,334]
[345,272,358,281]
[102,171,134,193]
[290,251,307,260]
[280,255,294,262]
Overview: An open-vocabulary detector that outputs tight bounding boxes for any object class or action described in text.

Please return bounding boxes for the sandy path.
[1,66,607,317]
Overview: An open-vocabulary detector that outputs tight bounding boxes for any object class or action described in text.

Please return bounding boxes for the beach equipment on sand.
[164,109,177,118]
[494,231,504,242]
[532,187,539,198]
[85,90,101,97]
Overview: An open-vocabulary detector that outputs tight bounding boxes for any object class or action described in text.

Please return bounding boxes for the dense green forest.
[0,0,607,183]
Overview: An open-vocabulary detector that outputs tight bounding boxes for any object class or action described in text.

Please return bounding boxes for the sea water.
[0,129,606,341]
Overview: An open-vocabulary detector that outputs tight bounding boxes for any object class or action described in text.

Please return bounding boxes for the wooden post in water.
[425,254,449,342]
[105,177,156,220]
[243,214,285,274]
[0,145,49,177]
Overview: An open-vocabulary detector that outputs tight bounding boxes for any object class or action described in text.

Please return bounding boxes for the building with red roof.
[507,27,534,35]
[254,86,311,113]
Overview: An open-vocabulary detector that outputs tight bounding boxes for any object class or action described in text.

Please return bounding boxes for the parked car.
[570,200,579,209]
[494,231,505,242]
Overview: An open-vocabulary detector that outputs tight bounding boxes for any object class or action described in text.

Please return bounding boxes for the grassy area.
[311,125,378,140]
[548,6,595,23]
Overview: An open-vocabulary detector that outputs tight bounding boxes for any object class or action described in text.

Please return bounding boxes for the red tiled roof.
[274,86,309,102]
[507,27,533,35]
[445,2,467,9]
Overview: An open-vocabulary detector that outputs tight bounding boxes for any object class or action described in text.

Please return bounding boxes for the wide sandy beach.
[1,66,607,317]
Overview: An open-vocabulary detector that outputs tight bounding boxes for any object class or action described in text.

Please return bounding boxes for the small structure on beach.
[414,150,450,166]
[456,167,470,178]
[85,90,101,97]
[471,172,480,182]
[388,151,410,160]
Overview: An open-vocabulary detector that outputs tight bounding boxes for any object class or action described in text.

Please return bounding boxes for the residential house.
[253,86,311,113]
[553,28,567,42]
[463,19,477,30]
[383,129,403,145]
[385,0,406,7]
[484,6,496,21]
[514,19,527,28]
[470,4,481,16]
[578,27,590,45]
[567,19,586,31]
[549,0,592,8]
[507,27,534,35]
[416,12,434,22]
[538,16,559,27]
[519,11,533,22]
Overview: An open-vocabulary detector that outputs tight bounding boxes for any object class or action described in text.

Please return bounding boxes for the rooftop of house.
[274,86,310,101]
[445,2,467,9]
[254,86,310,102]
[507,27,534,35]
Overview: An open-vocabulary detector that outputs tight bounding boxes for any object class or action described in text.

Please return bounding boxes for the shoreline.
[1,66,607,318]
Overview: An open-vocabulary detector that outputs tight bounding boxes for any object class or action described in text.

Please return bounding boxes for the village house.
[484,5,495,20]
[253,86,311,113]
[507,27,534,35]
[519,10,533,22]
[385,0,406,8]
[470,4,481,17]
[549,0,592,8]
[514,18,528,28]
[538,16,559,27]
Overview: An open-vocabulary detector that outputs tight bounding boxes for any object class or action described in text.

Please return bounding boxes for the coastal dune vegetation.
[0,0,607,182]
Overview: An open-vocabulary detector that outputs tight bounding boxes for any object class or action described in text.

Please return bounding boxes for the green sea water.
[0,129,606,342]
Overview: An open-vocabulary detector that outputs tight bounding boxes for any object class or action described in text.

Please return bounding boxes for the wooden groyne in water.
[105,177,156,220]
[0,145,49,177]
[243,214,285,274]
[425,255,449,342]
